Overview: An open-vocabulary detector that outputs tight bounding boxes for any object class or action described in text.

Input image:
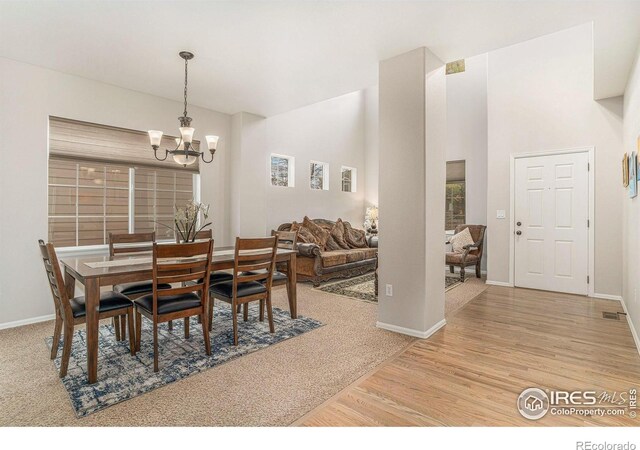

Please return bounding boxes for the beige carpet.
[444,275,488,318]
[0,283,413,426]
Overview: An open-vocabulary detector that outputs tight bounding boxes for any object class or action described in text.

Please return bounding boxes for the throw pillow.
[330,219,351,249]
[450,227,475,253]
[302,216,330,249]
[324,234,342,251]
[291,221,318,245]
[343,221,368,248]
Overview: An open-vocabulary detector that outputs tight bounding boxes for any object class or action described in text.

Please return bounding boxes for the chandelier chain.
[183,58,188,118]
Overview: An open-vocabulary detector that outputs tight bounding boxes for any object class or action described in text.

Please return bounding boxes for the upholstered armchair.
[446,224,486,282]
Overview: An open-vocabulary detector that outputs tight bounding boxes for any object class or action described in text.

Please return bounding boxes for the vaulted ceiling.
[1,1,639,116]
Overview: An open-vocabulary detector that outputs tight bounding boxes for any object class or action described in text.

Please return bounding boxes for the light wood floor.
[297,286,640,426]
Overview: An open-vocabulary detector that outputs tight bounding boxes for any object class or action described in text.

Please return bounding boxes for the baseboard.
[0,313,55,331]
[485,280,514,287]
[376,318,446,339]
[618,297,640,358]
[592,293,623,301]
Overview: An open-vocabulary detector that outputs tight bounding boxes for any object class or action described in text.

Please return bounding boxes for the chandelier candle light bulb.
[147,51,220,166]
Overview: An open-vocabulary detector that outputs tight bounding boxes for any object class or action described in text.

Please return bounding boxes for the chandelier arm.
[201,151,215,164]
[153,148,169,162]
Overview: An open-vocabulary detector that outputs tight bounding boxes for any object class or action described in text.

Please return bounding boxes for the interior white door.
[514,152,589,295]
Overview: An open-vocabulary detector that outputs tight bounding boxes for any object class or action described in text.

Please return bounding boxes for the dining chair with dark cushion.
[133,239,213,372]
[38,240,135,378]
[109,232,171,338]
[177,228,234,285]
[209,236,278,345]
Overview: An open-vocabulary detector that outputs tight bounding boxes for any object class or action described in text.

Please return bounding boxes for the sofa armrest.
[297,243,322,258]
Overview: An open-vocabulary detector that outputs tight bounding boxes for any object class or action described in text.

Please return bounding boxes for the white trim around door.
[509,147,595,297]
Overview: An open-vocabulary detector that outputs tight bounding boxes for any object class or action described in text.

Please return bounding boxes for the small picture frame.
[622,152,629,187]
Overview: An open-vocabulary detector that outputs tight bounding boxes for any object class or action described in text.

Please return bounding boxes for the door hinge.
[587,276,590,284]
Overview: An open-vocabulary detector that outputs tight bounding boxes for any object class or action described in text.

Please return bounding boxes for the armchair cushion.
[450,227,475,253]
[445,252,479,265]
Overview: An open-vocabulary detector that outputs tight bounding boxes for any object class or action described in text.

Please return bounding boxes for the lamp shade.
[148,130,163,146]
[179,127,195,144]
[205,135,219,151]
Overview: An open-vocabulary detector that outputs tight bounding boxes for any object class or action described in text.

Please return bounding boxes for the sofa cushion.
[343,222,368,248]
[291,221,318,245]
[330,219,351,249]
[324,234,343,251]
[302,216,330,248]
[321,251,348,267]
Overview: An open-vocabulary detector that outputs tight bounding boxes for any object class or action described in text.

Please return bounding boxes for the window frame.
[445,160,466,232]
[309,160,330,191]
[270,153,295,188]
[341,166,357,193]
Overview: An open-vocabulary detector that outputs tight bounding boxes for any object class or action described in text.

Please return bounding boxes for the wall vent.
[446,59,465,75]
[602,312,620,320]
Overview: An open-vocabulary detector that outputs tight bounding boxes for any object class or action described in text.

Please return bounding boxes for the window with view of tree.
[341,166,357,193]
[445,160,466,231]
[47,117,197,247]
[310,161,329,190]
[270,154,294,187]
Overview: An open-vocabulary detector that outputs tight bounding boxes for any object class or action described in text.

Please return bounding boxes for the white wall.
[446,53,488,269]
[486,24,623,296]
[263,91,367,231]
[363,86,379,208]
[622,43,640,351]
[0,57,232,326]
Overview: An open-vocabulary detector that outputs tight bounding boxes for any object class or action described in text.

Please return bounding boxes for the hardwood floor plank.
[299,286,640,426]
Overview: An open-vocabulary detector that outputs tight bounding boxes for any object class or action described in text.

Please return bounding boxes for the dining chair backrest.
[151,240,213,309]
[175,228,212,243]
[38,240,72,321]
[109,232,155,256]
[233,237,278,289]
[271,230,297,250]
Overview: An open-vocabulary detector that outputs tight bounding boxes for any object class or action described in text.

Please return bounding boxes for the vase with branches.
[164,200,212,243]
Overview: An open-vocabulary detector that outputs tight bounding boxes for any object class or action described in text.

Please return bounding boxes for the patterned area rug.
[45,304,322,418]
[316,273,463,302]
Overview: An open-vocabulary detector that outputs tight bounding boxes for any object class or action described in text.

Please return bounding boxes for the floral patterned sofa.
[277,217,378,286]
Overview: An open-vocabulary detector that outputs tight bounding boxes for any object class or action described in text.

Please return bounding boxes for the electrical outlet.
[385,284,393,297]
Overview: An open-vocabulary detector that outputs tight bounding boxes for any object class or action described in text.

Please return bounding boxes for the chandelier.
[147,51,219,166]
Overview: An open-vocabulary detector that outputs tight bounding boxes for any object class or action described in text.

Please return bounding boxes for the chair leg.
[51,314,63,360]
[266,294,275,334]
[127,310,136,356]
[168,320,173,331]
[184,317,190,339]
[460,266,466,282]
[236,304,242,314]
[135,310,142,352]
[153,321,159,372]
[259,299,265,322]
[476,262,481,278]
[243,303,248,322]
[449,265,455,274]
[120,315,127,340]
[209,297,214,332]
[59,322,74,378]
[202,302,211,356]
[113,316,121,341]
[231,299,239,346]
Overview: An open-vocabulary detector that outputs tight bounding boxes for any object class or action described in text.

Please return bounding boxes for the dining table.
[60,246,297,384]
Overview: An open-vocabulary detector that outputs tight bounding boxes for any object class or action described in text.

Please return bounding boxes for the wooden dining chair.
[108,232,171,339]
[134,240,213,372]
[175,228,233,285]
[241,230,297,318]
[38,240,135,378]
[209,237,278,345]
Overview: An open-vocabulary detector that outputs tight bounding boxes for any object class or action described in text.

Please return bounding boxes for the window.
[310,161,329,190]
[445,160,466,231]
[341,166,357,193]
[270,154,295,187]
[48,117,197,247]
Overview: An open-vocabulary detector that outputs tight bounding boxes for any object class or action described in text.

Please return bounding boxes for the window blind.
[49,116,200,172]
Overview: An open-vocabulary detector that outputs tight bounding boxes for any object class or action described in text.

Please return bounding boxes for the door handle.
[516,230,522,236]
